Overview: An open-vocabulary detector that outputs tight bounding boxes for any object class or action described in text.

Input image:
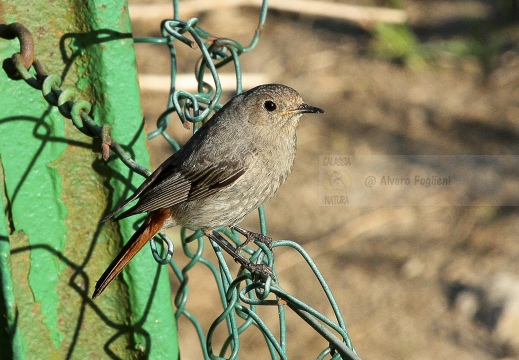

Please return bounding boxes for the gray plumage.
[102,84,323,230]
[93,84,323,299]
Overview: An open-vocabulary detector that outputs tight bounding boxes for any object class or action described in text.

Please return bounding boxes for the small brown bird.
[93,84,324,299]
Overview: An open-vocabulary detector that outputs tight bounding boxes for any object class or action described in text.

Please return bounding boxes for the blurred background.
[129,1,519,359]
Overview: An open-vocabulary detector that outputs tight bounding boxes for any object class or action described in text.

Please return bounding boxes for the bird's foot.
[242,261,275,279]
[232,225,273,253]
[206,229,275,281]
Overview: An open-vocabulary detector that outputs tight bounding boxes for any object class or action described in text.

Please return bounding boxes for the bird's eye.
[264,100,277,112]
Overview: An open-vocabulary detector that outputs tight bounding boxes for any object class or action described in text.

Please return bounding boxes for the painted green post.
[0,1,178,358]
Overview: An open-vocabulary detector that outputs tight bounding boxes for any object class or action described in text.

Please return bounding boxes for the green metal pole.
[0,1,178,358]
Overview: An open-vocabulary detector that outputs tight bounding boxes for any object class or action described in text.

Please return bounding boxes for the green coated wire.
[172,0,179,20]
[274,240,355,351]
[0,3,354,358]
[131,2,359,357]
[243,0,269,52]
[1,0,358,358]
[133,37,168,44]
[258,205,268,236]
[206,239,240,359]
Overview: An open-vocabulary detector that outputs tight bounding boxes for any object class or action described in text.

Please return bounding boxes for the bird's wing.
[109,160,246,221]
[101,107,252,223]
[99,155,181,223]
[126,161,246,215]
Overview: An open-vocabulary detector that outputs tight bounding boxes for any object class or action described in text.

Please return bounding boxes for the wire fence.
[0,1,359,358]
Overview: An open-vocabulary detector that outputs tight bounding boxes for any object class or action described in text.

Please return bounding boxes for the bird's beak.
[296,103,324,114]
[283,103,324,116]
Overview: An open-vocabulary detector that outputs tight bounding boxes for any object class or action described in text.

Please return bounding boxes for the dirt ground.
[130,1,519,359]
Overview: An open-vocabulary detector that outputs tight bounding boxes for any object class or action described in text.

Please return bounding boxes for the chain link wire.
[0,1,359,358]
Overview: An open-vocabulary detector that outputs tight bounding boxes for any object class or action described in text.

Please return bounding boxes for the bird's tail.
[92,209,170,299]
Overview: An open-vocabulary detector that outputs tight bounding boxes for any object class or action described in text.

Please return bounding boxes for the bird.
[92,84,324,299]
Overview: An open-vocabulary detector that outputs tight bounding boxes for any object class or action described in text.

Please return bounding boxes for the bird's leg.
[205,230,274,279]
[232,225,273,253]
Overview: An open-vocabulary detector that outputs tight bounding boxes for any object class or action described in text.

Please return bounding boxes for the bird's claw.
[243,262,276,281]
[233,226,273,253]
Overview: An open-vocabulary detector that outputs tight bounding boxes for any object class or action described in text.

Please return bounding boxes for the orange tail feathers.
[92,209,170,299]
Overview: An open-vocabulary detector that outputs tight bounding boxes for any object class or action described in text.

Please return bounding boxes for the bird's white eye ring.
[264,100,277,112]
